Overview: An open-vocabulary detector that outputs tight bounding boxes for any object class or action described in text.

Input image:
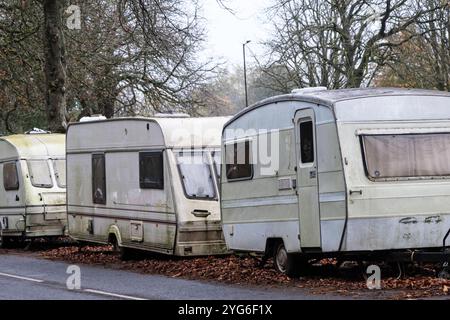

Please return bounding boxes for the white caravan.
[66,116,230,257]
[221,87,450,275]
[0,134,66,247]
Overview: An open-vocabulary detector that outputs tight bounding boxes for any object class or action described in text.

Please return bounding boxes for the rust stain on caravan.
[424,216,442,224]
[399,217,418,224]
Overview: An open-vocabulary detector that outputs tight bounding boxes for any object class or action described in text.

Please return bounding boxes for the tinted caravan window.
[300,121,314,163]
[92,154,106,204]
[3,162,19,191]
[139,152,164,189]
[225,141,253,181]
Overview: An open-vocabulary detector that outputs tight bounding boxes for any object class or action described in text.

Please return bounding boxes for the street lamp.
[243,40,251,108]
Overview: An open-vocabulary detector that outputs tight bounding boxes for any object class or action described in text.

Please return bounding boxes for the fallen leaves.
[6,242,449,300]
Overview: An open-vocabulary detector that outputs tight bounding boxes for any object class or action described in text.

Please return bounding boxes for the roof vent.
[80,115,107,122]
[153,113,190,118]
[291,87,328,95]
[25,128,51,134]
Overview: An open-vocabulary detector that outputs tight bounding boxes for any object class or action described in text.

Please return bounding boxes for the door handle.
[191,210,211,218]
[349,190,363,196]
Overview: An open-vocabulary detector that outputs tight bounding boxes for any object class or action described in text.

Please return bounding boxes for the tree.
[260,0,441,92]
[375,0,450,91]
[69,0,215,118]
[43,0,67,132]
[0,1,46,133]
[0,0,216,133]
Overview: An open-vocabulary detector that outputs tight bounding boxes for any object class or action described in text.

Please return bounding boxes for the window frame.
[299,119,315,165]
[139,151,164,190]
[225,140,254,182]
[27,159,53,189]
[3,161,20,191]
[176,150,218,201]
[360,133,450,182]
[92,153,106,205]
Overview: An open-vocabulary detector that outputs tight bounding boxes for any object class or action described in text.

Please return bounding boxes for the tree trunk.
[43,0,67,133]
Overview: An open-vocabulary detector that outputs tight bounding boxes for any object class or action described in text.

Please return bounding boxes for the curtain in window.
[363,134,450,178]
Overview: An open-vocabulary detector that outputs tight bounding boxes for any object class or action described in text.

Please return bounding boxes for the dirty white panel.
[223,220,300,253]
[343,214,450,251]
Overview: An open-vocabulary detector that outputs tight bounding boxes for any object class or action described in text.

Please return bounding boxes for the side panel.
[316,120,346,252]
[0,159,26,236]
[67,150,177,254]
[337,115,450,251]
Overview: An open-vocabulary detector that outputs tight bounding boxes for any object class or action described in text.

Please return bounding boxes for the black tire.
[111,236,132,261]
[437,268,450,280]
[273,243,301,277]
[0,236,11,249]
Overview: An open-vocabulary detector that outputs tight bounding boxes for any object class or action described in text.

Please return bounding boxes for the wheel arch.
[107,224,122,246]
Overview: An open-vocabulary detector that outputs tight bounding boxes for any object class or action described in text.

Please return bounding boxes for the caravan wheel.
[274,243,299,277]
[0,236,11,249]
[111,240,132,261]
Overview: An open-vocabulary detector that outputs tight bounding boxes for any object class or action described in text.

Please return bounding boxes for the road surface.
[0,253,347,300]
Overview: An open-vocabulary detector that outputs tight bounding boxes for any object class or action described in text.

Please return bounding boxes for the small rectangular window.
[92,154,106,204]
[225,141,253,181]
[3,162,19,191]
[139,152,164,189]
[300,121,314,163]
[28,160,53,188]
[53,159,66,188]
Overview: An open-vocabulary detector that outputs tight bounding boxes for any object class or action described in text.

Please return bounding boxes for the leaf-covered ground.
[1,240,449,300]
[29,243,450,300]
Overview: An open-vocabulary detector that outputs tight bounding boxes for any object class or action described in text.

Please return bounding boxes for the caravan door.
[294,108,321,250]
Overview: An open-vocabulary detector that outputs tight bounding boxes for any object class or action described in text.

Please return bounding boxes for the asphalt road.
[0,253,346,300]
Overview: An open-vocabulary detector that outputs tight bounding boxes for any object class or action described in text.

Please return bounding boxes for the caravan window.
[27,160,53,188]
[53,159,66,188]
[92,154,106,204]
[3,162,19,191]
[225,141,253,181]
[177,152,216,199]
[362,134,450,179]
[300,120,314,163]
[139,152,164,189]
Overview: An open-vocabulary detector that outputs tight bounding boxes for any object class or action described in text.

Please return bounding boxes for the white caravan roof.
[67,117,231,152]
[226,88,450,127]
[0,134,65,160]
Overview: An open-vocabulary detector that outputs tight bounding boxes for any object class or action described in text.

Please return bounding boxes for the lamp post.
[243,40,251,108]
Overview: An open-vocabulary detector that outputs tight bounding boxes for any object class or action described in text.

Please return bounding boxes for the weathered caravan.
[67,116,230,257]
[221,87,450,275]
[0,134,66,247]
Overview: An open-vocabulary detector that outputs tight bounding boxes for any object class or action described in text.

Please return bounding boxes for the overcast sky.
[200,0,273,67]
